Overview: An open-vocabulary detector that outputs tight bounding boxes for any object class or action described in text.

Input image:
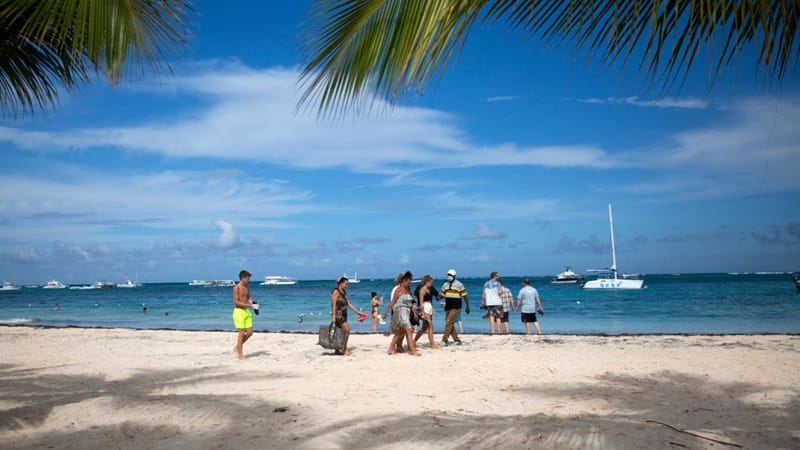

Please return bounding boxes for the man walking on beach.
[482,271,503,334]
[515,278,543,335]
[232,270,258,360]
[440,269,469,346]
[498,278,514,334]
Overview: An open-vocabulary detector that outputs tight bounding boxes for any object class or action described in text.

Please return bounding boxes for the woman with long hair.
[387,271,421,356]
[414,274,440,349]
[331,276,365,355]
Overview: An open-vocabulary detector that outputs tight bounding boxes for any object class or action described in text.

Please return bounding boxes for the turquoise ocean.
[1,273,799,335]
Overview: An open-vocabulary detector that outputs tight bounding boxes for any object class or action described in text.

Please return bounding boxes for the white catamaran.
[582,203,644,290]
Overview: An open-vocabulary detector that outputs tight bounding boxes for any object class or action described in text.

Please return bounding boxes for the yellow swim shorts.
[232,308,253,329]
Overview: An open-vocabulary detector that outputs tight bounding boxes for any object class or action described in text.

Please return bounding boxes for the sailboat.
[581,203,644,290]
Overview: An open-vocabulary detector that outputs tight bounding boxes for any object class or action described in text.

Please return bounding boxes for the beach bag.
[318,322,345,351]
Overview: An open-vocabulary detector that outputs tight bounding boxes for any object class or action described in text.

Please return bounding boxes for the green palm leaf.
[300,0,799,117]
[0,0,193,117]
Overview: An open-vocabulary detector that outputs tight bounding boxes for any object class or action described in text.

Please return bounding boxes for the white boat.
[0,280,21,291]
[342,272,360,284]
[188,280,211,286]
[116,279,142,288]
[42,279,68,289]
[551,267,584,284]
[260,275,297,286]
[205,279,235,287]
[581,204,644,290]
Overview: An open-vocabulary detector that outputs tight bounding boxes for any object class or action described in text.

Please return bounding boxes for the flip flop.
[356,312,369,322]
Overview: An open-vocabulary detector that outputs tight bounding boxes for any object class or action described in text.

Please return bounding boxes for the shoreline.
[1,327,798,449]
[3,323,800,337]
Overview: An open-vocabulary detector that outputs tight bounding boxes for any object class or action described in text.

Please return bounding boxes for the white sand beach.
[1,327,798,449]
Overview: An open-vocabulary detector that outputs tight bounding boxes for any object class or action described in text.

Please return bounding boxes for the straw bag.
[318,322,345,351]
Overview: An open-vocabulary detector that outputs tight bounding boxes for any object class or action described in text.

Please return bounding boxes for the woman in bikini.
[414,274,440,349]
[370,291,383,333]
[331,276,365,356]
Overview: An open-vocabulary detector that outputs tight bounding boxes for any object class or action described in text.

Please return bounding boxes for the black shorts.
[521,312,538,323]
[500,311,509,323]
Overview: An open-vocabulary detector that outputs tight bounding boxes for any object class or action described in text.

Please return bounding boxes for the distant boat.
[188,280,211,287]
[342,272,360,284]
[582,204,644,290]
[551,267,584,284]
[42,279,68,289]
[0,280,21,291]
[205,280,235,288]
[260,275,297,286]
[116,279,142,288]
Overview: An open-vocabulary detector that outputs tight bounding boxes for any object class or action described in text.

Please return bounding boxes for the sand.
[0,327,798,449]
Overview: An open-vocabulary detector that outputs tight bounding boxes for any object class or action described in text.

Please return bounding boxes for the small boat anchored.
[582,204,644,290]
[260,275,298,286]
[42,279,68,289]
[551,267,584,284]
[0,280,21,291]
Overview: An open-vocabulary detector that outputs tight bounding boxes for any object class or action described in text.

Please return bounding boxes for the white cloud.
[577,96,709,109]
[214,219,240,249]
[0,64,631,176]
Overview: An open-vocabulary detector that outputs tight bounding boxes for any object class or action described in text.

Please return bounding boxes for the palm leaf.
[0,0,193,117]
[300,0,799,117]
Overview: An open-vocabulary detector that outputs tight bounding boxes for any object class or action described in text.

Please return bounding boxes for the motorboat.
[0,280,21,291]
[582,204,645,290]
[116,279,142,288]
[551,267,584,284]
[205,280,235,287]
[188,280,211,286]
[42,279,68,289]
[93,281,116,289]
[260,275,297,286]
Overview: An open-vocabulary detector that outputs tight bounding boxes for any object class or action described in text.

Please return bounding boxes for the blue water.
[1,273,798,335]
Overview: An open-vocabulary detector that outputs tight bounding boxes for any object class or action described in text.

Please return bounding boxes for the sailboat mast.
[608,203,618,280]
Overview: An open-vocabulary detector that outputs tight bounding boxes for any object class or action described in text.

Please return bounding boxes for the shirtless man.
[232,270,258,360]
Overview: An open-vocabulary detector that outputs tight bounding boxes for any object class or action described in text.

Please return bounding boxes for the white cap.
[447,269,456,277]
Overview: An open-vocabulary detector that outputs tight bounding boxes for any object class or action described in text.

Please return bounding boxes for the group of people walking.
[230,268,544,359]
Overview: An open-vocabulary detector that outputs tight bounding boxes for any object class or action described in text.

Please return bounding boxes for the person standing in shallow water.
[232,270,258,360]
[331,276,365,356]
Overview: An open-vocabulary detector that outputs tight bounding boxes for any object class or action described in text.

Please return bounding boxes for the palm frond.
[299,0,800,117]
[0,0,193,117]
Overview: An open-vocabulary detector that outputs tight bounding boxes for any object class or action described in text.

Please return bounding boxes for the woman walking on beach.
[387,271,421,356]
[331,276,365,355]
[414,275,440,349]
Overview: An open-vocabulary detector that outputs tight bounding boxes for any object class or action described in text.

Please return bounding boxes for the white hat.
[447,269,456,276]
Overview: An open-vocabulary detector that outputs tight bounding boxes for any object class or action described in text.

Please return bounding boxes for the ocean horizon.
[2,272,799,335]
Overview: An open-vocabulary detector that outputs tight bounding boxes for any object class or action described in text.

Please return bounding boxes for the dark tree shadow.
[0,364,797,449]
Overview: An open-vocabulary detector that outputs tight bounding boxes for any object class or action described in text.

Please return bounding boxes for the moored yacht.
[551,267,584,284]
[0,280,21,291]
[582,204,645,290]
[42,279,68,289]
[116,279,142,288]
[260,275,298,286]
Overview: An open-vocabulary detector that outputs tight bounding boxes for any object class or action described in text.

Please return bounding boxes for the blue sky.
[1,2,798,284]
